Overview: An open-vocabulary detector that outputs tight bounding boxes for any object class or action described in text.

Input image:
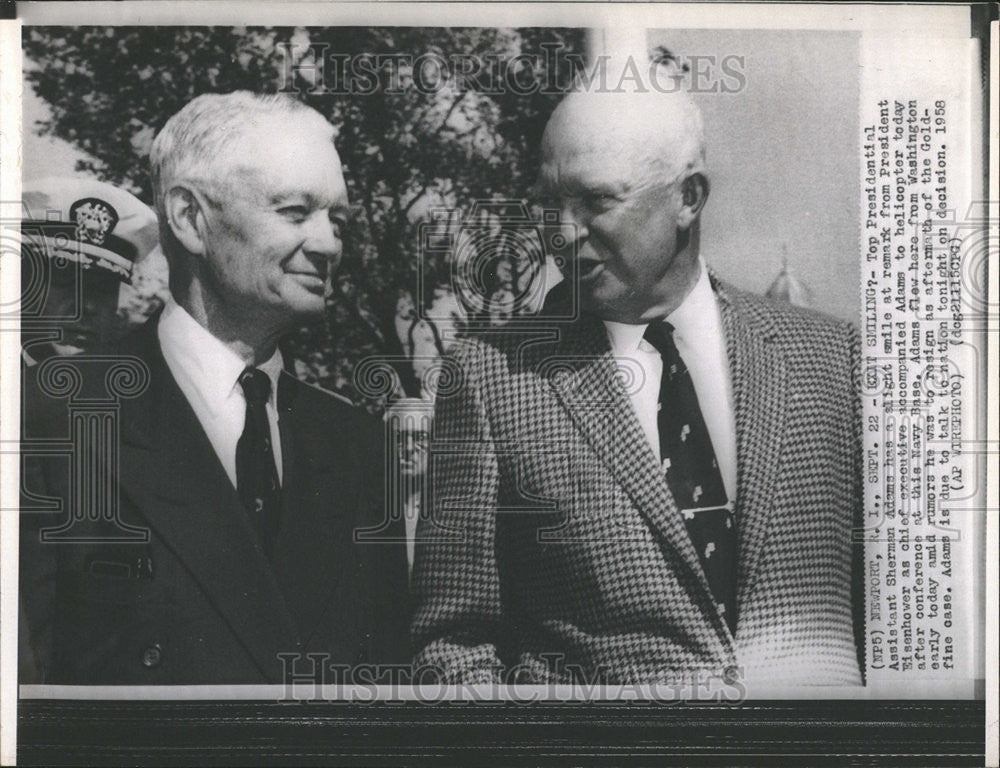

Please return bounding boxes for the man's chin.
[579,288,640,323]
[579,283,615,314]
[290,301,326,320]
[280,285,328,317]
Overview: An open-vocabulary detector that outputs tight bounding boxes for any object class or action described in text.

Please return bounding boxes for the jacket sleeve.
[847,321,866,681]
[18,406,58,684]
[19,509,55,684]
[409,341,505,683]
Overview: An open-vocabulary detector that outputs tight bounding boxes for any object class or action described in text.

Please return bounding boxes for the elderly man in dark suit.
[411,73,863,687]
[20,92,409,684]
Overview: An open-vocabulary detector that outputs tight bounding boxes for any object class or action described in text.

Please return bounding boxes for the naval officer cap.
[21,176,159,285]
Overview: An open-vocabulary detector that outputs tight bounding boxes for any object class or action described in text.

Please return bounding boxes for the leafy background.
[23,26,586,410]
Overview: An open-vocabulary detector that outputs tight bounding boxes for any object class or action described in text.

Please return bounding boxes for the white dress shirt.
[603,260,737,500]
[157,296,284,489]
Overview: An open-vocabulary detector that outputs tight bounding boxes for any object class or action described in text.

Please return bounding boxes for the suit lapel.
[270,376,362,649]
[544,316,719,610]
[715,281,789,612]
[117,320,300,679]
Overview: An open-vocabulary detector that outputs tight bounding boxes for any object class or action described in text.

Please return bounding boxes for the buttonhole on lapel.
[85,554,155,580]
[87,560,132,579]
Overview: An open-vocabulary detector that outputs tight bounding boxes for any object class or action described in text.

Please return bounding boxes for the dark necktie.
[643,321,738,634]
[236,367,282,558]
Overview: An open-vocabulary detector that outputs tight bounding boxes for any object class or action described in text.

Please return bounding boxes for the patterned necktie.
[643,321,738,634]
[236,367,281,559]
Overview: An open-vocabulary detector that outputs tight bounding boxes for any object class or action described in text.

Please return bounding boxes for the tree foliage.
[24,26,584,409]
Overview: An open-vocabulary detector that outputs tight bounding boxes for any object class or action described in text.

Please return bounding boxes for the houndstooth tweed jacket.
[411,274,864,687]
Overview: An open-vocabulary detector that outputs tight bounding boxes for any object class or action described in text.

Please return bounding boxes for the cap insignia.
[69,197,120,246]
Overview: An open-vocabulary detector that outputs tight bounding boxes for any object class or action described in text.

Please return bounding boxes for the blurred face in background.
[388,402,433,481]
[396,423,429,479]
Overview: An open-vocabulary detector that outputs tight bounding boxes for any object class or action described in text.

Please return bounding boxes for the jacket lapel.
[117,320,300,680]
[269,376,362,650]
[714,280,789,613]
[544,315,721,614]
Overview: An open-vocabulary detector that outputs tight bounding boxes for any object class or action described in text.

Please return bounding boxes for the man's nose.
[557,199,589,245]
[302,212,343,260]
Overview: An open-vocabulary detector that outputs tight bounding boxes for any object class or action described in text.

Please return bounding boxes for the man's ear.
[677,172,710,230]
[163,185,208,256]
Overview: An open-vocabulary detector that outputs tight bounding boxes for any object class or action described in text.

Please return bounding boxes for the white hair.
[149,91,330,220]
[547,55,707,185]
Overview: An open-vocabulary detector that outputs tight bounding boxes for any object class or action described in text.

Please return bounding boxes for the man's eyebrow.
[575,175,627,195]
[268,191,310,206]
[268,191,350,210]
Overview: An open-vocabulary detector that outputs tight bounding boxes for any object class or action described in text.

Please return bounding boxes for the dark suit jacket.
[20,316,409,685]
[411,276,863,686]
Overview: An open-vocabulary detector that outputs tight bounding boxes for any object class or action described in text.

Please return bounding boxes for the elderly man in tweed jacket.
[411,76,863,687]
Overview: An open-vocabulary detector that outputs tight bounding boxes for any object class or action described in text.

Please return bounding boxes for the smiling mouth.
[577,257,604,281]
[289,272,326,290]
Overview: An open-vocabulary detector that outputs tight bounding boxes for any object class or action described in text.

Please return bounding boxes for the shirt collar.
[158,295,284,417]
[665,257,714,345]
[603,318,647,355]
[603,258,714,353]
